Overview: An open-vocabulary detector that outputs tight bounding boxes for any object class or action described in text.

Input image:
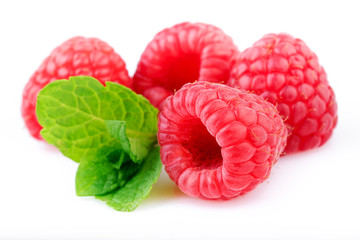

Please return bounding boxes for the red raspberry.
[22,36,132,139]
[227,33,338,153]
[133,22,239,109]
[158,81,287,199]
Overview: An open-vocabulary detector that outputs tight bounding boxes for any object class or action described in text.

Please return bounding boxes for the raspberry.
[22,36,132,139]
[133,22,239,109]
[158,82,287,199]
[227,33,338,153]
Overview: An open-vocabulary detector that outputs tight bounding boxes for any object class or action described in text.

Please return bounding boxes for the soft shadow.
[142,167,277,209]
[178,187,268,209]
[144,168,185,204]
[25,132,60,154]
[40,141,60,153]
[143,172,272,210]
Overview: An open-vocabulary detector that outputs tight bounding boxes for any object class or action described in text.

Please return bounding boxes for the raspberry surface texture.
[227,33,337,153]
[158,82,287,199]
[22,36,132,139]
[133,22,239,109]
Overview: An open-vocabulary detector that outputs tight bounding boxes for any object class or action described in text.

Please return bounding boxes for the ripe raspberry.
[133,22,239,109]
[227,33,338,153]
[158,81,287,199]
[22,36,132,139]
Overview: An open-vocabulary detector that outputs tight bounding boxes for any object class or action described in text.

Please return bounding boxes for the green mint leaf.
[76,149,140,196]
[75,154,119,196]
[96,146,162,212]
[105,120,131,153]
[36,76,158,163]
[105,120,157,163]
[116,157,142,187]
[37,76,162,211]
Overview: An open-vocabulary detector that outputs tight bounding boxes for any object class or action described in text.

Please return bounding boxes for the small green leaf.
[105,120,157,163]
[76,155,119,196]
[36,76,158,163]
[76,149,141,196]
[96,146,162,212]
[116,158,142,187]
[105,120,131,156]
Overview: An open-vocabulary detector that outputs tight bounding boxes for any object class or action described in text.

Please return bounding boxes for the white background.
[1,0,360,239]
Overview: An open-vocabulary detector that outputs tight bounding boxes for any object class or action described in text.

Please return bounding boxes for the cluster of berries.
[22,22,337,200]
